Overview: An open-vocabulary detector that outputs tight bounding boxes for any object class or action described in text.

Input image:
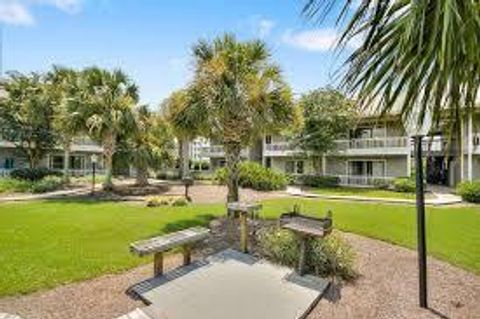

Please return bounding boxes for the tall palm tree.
[47,66,84,183]
[190,34,294,202]
[303,0,480,130]
[81,67,138,190]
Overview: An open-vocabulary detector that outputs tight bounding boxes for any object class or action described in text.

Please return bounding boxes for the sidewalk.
[0,186,98,203]
[285,186,463,206]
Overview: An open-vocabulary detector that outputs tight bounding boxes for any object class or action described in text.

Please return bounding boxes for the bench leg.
[182,245,191,266]
[154,252,164,276]
[240,212,248,253]
[298,236,307,276]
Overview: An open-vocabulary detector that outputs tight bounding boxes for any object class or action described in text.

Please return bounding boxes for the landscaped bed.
[0,197,479,297]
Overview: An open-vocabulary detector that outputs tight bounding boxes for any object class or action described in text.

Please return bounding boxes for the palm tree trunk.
[136,166,149,186]
[103,132,115,191]
[63,143,71,184]
[225,143,242,203]
[181,139,190,178]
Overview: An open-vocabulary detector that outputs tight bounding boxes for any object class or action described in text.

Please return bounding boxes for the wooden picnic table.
[227,202,262,253]
[130,226,210,276]
[280,212,333,276]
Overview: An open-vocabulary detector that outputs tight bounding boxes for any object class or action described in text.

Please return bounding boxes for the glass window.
[296,161,304,174]
[51,156,64,170]
[4,158,14,169]
[265,135,272,144]
[265,157,271,168]
[70,156,83,170]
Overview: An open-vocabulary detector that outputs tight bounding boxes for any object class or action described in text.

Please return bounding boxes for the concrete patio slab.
[0,314,23,319]
[129,249,329,319]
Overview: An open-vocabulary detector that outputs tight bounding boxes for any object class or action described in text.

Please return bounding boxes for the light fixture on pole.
[404,107,432,309]
[91,154,98,194]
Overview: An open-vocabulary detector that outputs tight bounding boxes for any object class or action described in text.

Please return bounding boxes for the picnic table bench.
[280,212,333,276]
[130,226,210,276]
[227,202,262,253]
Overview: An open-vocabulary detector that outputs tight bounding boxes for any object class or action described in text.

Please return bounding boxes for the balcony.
[70,137,104,153]
[263,142,303,157]
[199,145,249,158]
[334,137,410,156]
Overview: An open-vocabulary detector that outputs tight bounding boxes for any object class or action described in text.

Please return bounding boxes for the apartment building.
[0,137,104,176]
[200,112,480,188]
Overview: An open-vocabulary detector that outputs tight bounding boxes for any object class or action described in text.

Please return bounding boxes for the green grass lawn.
[0,198,479,297]
[308,186,420,199]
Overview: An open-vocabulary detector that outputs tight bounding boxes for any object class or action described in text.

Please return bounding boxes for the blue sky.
[0,0,356,106]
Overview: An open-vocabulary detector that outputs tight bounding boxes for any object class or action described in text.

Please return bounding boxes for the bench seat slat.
[130,226,210,256]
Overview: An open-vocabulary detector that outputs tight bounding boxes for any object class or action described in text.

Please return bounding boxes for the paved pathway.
[0,314,22,319]
[286,186,463,206]
[0,187,97,203]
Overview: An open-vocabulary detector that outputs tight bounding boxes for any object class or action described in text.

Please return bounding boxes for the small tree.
[190,34,294,202]
[128,105,175,186]
[294,88,357,174]
[0,72,57,168]
[81,67,138,190]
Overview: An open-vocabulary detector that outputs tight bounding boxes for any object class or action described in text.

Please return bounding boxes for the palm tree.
[162,89,201,179]
[190,34,294,202]
[129,105,175,186]
[303,0,480,130]
[47,66,84,183]
[81,67,138,190]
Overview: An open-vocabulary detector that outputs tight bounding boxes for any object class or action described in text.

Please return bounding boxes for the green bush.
[10,168,61,181]
[145,195,188,207]
[300,175,339,188]
[214,161,288,191]
[172,197,189,206]
[0,178,33,193]
[258,227,357,281]
[30,176,64,193]
[393,177,416,193]
[373,178,392,190]
[457,180,480,203]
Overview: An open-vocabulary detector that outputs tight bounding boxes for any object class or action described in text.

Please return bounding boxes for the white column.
[407,136,412,177]
[460,117,465,181]
[468,113,473,181]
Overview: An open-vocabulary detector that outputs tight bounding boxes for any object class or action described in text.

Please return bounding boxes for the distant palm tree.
[303,0,480,128]
[81,67,138,190]
[190,34,294,202]
[47,66,84,183]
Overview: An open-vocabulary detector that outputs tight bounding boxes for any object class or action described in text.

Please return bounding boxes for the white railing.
[199,145,249,158]
[263,142,303,156]
[330,175,395,187]
[0,168,13,177]
[51,168,106,176]
[335,137,408,150]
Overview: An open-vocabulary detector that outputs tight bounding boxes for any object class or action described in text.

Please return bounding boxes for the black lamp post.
[91,154,98,194]
[413,135,428,308]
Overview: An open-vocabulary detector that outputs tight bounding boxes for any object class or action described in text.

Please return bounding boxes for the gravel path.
[1,229,478,319]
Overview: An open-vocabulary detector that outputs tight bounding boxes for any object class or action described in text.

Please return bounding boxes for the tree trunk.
[103,132,115,191]
[225,143,242,203]
[63,144,71,184]
[136,166,149,186]
[178,138,190,179]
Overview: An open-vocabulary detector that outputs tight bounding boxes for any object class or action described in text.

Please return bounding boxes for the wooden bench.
[130,226,210,276]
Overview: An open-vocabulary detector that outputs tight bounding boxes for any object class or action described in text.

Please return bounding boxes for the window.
[70,156,84,170]
[265,135,272,144]
[285,160,304,174]
[51,156,64,170]
[265,157,271,168]
[4,158,14,169]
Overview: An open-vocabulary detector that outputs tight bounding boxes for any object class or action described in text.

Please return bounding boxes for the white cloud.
[257,19,275,38]
[0,0,82,26]
[0,2,34,25]
[282,28,361,52]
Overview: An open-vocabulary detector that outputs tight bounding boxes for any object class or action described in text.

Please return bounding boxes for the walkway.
[286,187,462,206]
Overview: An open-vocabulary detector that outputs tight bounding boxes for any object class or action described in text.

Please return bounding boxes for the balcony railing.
[330,175,395,187]
[199,145,249,158]
[263,142,303,156]
[0,168,106,177]
[335,137,408,150]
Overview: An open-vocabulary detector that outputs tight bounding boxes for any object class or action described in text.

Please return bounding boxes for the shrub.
[30,176,64,193]
[258,227,357,281]
[214,161,288,191]
[393,177,416,193]
[145,195,188,207]
[457,180,480,203]
[373,178,392,190]
[10,168,61,181]
[0,178,33,193]
[300,175,339,188]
